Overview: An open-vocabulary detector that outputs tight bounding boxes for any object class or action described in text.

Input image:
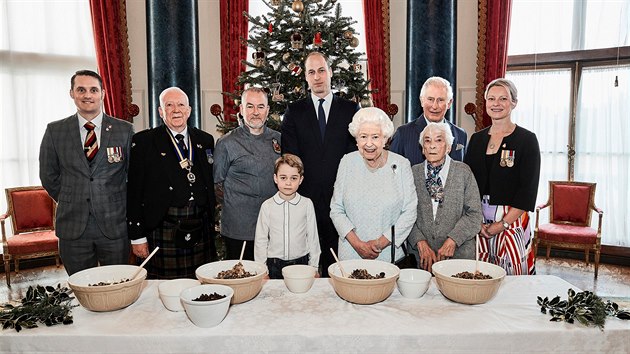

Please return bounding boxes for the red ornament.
[268,23,273,34]
[313,32,322,47]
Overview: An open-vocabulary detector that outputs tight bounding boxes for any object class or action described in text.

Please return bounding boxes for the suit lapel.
[418,162,436,224]
[155,126,179,183]
[66,114,91,171]
[189,128,210,185]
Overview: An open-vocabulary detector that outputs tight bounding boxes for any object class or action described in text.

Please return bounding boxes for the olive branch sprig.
[1,284,77,332]
[537,288,630,330]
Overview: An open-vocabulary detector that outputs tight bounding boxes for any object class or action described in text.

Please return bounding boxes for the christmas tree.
[216,0,372,133]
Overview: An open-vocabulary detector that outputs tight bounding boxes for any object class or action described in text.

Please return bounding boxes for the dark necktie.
[83,122,98,161]
[426,163,444,203]
[318,98,326,141]
[175,134,188,156]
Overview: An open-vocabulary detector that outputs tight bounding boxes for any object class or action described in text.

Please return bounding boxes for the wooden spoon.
[329,248,348,277]
[131,246,159,280]
[239,241,247,262]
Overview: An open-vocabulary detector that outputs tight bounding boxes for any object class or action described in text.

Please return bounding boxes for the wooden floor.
[1,257,629,306]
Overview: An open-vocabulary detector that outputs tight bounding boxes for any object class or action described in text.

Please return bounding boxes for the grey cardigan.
[409,160,483,259]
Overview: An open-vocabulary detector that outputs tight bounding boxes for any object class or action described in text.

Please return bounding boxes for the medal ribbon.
[167,132,194,168]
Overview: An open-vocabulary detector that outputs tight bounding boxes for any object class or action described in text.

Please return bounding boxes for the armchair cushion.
[11,189,55,232]
[537,223,597,245]
[551,184,591,224]
[7,231,59,255]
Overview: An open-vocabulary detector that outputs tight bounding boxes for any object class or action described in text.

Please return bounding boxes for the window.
[507,0,630,246]
[0,0,96,220]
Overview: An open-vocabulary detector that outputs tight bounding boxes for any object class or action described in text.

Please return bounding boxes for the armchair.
[1,186,60,286]
[533,181,603,278]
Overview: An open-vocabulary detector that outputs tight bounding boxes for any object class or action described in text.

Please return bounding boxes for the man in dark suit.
[282,52,359,277]
[127,87,216,279]
[40,70,134,275]
[390,76,467,166]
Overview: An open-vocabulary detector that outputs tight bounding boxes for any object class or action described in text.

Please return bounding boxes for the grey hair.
[159,87,189,108]
[241,87,268,105]
[485,78,518,102]
[419,122,454,148]
[348,107,394,139]
[419,76,453,101]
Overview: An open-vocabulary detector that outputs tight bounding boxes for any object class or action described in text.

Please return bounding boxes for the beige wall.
[126,0,478,139]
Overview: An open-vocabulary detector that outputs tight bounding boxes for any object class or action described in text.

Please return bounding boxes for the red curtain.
[89,0,138,122]
[220,0,249,121]
[475,0,513,129]
[363,0,391,110]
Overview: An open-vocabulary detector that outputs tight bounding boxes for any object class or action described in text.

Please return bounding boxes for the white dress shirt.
[77,112,103,147]
[310,92,333,123]
[254,192,321,268]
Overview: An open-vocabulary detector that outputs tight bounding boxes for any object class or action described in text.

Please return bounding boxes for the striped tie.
[84,122,98,161]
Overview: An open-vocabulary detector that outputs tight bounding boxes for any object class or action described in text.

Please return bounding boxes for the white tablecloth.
[1,275,628,353]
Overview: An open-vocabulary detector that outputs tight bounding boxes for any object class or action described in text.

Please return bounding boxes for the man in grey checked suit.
[40,70,133,275]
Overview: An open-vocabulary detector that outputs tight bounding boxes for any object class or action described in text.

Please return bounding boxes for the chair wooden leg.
[585,248,590,265]
[533,239,538,261]
[546,246,551,260]
[14,259,19,273]
[594,248,600,279]
[4,256,10,287]
[55,255,60,268]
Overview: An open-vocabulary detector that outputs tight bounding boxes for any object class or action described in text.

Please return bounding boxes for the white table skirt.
[1,275,628,353]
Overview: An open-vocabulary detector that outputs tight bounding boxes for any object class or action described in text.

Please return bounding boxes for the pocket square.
[456,144,464,151]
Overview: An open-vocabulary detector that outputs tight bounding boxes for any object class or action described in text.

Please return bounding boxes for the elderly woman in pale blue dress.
[330,107,418,262]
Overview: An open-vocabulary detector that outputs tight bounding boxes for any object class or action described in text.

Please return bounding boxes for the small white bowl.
[158,279,201,312]
[282,265,317,293]
[180,284,234,328]
[397,268,432,298]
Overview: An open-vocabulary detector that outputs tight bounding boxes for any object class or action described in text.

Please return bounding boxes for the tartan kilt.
[142,205,217,279]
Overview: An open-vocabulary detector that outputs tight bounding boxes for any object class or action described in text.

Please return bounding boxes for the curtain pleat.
[475,0,513,129]
[363,0,391,110]
[220,0,249,120]
[88,0,137,121]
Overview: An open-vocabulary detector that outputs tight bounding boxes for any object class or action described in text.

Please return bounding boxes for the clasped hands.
[417,238,456,272]
[348,231,388,259]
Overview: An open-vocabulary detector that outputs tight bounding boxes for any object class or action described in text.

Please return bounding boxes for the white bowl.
[397,268,432,299]
[67,265,147,312]
[282,265,317,293]
[158,279,201,311]
[431,259,506,304]
[180,284,234,327]
[196,260,267,304]
[328,259,400,305]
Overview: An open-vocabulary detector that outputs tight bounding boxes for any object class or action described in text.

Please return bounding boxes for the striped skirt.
[143,204,216,279]
[479,196,536,275]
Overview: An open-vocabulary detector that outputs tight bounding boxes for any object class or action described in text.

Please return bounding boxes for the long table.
[1,275,628,353]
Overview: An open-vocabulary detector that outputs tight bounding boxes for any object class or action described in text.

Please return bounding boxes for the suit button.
[87,198,90,202]
[90,178,94,181]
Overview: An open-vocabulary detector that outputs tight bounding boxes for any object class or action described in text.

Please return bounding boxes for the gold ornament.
[292,0,304,12]
[282,52,291,63]
[271,0,281,6]
[350,36,359,48]
[360,97,373,108]
[343,30,353,40]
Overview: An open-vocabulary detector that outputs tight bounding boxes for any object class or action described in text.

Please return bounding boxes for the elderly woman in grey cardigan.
[409,122,482,271]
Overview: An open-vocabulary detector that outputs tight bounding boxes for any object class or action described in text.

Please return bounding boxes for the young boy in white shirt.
[254,154,321,279]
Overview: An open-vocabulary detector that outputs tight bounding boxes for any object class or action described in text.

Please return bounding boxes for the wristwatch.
[501,219,510,229]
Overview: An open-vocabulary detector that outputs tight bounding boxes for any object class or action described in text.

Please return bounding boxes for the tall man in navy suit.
[40,70,134,275]
[390,76,467,166]
[282,52,359,277]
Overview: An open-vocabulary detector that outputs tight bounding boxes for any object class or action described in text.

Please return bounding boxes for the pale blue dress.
[330,151,418,261]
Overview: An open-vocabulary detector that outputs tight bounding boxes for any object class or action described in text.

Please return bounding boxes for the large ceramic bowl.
[397,268,432,299]
[431,259,506,305]
[196,260,267,304]
[328,259,400,305]
[282,264,317,293]
[67,265,147,312]
[180,284,234,327]
[158,278,201,312]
